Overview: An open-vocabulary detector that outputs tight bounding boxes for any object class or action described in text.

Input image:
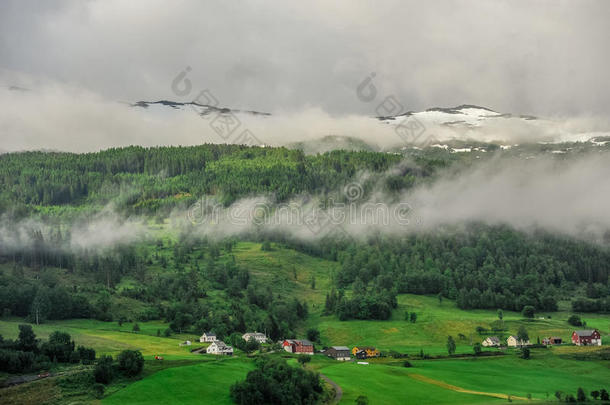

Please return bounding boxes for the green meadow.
[103,358,254,405]
[1,241,609,404]
[0,318,203,359]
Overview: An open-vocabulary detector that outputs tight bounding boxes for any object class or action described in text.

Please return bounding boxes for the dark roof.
[574,330,597,337]
[213,341,232,350]
[285,339,313,346]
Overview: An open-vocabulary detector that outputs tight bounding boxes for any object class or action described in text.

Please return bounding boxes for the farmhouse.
[507,335,530,347]
[542,337,563,345]
[242,332,267,344]
[572,330,602,346]
[199,332,216,343]
[351,346,380,359]
[482,336,501,347]
[325,346,351,361]
[206,340,233,355]
[282,339,314,355]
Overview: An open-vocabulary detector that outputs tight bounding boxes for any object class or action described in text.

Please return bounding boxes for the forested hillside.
[0,144,609,340]
[0,144,428,215]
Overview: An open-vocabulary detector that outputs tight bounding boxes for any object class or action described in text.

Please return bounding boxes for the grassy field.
[310,293,610,355]
[227,242,610,355]
[317,360,502,404]
[2,241,610,404]
[409,353,610,400]
[102,358,253,405]
[0,318,206,358]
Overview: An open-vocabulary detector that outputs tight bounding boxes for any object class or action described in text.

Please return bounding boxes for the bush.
[403,360,412,367]
[132,323,140,333]
[77,346,96,364]
[69,351,81,363]
[567,315,582,327]
[520,347,530,359]
[230,357,322,404]
[117,350,144,377]
[306,328,320,343]
[356,395,369,405]
[92,382,105,399]
[0,349,34,373]
[521,305,535,318]
[94,355,114,384]
[298,354,311,367]
[577,387,586,402]
[473,343,482,356]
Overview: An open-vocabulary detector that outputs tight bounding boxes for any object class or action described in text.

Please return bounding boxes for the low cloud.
[170,153,610,243]
[1,79,610,153]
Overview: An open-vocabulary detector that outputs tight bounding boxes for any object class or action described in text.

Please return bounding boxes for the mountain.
[377,104,536,127]
[132,100,271,118]
[128,100,609,151]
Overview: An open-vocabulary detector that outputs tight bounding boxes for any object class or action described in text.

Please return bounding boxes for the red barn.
[571,330,601,346]
[282,339,314,355]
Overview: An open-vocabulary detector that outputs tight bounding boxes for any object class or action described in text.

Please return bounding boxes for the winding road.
[320,373,343,403]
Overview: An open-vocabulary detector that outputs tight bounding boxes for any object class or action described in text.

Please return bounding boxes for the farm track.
[320,373,343,403]
[409,373,531,401]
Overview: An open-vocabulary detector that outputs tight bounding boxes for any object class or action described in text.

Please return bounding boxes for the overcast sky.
[1,0,609,117]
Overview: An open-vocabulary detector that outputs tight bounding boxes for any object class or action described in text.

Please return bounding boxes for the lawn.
[310,294,610,355]
[410,353,610,400]
[0,318,205,358]
[317,360,502,404]
[102,358,253,405]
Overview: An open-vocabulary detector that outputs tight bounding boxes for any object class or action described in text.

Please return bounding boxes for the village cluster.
[174,331,383,360]
[173,329,602,359]
[482,330,602,347]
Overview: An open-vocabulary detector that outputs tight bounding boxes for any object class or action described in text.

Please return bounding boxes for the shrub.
[117,350,144,377]
[297,354,311,367]
[521,305,535,318]
[92,382,105,399]
[473,343,482,356]
[567,315,582,327]
[520,347,530,359]
[356,395,369,405]
[306,328,320,343]
[77,346,96,364]
[94,355,114,384]
[230,357,322,405]
[403,360,412,367]
[577,387,586,402]
[0,349,34,373]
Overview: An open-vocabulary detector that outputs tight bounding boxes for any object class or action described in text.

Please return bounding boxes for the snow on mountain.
[377,104,510,128]
[127,101,610,151]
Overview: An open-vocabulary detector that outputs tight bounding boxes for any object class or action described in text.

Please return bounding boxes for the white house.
[507,335,530,347]
[482,336,500,347]
[206,341,233,355]
[200,332,216,343]
[242,332,267,344]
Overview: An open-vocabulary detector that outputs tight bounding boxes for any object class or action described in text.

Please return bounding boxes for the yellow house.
[351,346,380,358]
